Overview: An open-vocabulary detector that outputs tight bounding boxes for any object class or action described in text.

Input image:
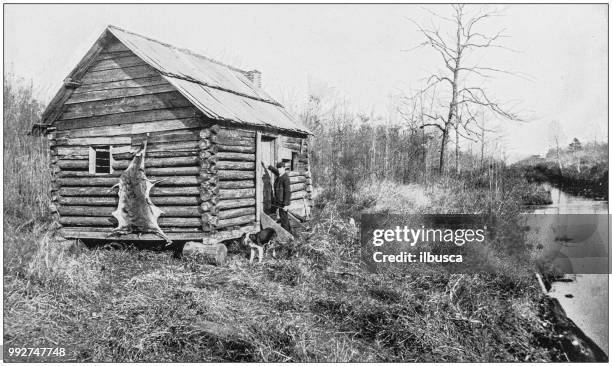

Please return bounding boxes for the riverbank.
[514,143,608,201]
[530,187,609,360]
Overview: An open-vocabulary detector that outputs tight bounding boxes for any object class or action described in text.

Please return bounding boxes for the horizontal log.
[284,142,302,151]
[216,136,254,147]
[60,226,202,233]
[57,166,200,177]
[219,188,255,200]
[55,153,88,160]
[216,152,255,161]
[59,216,202,227]
[113,151,198,160]
[182,242,227,265]
[216,198,256,210]
[58,176,199,187]
[58,120,201,140]
[58,196,200,206]
[217,128,255,139]
[290,183,306,192]
[114,166,200,176]
[217,180,254,189]
[80,64,159,85]
[112,142,199,159]
[61,91,191,120]
[60,229,208,241]
[113,150,198,163]
[218,170,255,180]
[113,156,199,169]
[57,136,131,146]
[218,207,256,220]
[216,161,255,171]
[56,106,198,131]
[285,137,302,144]
[66,83,175,104]
[59,186,200,196]
[217,144,255,154]
[58,205,202,217]
[290,190,307,199]
[56,146,87,156]
[57,160,89,170]
[216,214,256,229]
[290,176,307,184]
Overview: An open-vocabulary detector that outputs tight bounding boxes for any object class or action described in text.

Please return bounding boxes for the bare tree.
[408,4,521,173]
[548,120,565,175]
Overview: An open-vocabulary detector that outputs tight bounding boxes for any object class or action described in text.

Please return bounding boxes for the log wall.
[213,127,257,231]
[51,39,207,240]
[281,136,313,218]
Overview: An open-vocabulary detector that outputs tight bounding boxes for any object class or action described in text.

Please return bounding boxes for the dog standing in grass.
[241,228,277,264]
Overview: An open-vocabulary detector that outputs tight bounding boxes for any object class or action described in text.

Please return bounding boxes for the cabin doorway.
[259,136,276,215]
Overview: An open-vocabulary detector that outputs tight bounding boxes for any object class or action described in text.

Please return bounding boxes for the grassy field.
[3,75,565,362]
[4,181,564,362]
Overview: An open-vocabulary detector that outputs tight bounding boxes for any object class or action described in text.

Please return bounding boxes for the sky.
[4,4,608,161]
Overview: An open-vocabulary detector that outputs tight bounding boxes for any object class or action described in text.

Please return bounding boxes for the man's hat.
[275,161,285,168]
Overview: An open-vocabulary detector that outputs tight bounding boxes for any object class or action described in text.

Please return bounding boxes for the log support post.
[199,125,219,232]
[255,132,262,228]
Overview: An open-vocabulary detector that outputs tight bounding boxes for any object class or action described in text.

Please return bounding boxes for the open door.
[256,134,277,224]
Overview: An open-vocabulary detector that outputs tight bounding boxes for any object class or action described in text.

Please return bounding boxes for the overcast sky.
[4,4,608,161]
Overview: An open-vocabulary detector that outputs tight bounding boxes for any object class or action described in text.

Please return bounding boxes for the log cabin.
[33,25,313,244]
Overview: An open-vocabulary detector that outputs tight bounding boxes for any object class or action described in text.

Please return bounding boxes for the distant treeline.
[298,97,505,202]
[514,141,608,200]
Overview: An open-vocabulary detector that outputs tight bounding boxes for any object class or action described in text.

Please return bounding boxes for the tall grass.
[2,74,561,361]
[3,73,50,222]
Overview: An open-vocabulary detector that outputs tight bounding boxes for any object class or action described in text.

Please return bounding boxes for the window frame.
[88,145,114,175]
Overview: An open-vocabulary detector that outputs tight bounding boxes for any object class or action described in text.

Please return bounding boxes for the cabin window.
[89,146,112,174]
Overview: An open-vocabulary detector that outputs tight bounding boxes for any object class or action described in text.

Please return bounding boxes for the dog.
[241,228,277,264]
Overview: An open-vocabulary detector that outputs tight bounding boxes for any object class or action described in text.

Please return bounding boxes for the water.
[530,185,609,355]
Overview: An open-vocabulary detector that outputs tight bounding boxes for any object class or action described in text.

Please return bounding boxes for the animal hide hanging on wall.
[108,141,172,244]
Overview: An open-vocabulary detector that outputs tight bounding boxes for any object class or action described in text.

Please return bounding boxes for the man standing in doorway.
[268,161,292,233]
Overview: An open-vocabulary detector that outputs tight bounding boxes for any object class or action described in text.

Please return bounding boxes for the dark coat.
[268,166,291,207]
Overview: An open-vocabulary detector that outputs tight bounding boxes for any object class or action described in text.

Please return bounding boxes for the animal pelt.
[108,142,172,244]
